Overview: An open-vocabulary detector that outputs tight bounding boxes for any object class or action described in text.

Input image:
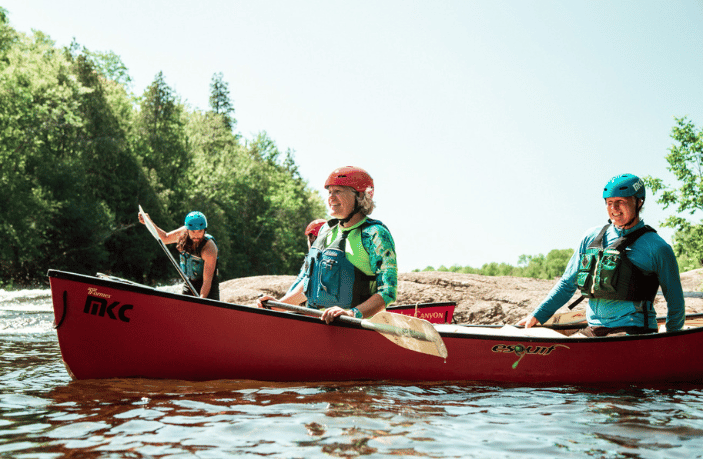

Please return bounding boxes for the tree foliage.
[209,72,235,131]
[416,248,575,280]
[644,117,703,270]
[0,19,325,285]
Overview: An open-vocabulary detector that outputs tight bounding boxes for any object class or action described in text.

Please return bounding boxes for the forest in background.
[2,8,702,288]
[0,9,325,286]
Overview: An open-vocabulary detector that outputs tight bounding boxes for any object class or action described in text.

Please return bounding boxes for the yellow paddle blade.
[543,309,587,326]
[683,316,703,329]
[366,312,448,359]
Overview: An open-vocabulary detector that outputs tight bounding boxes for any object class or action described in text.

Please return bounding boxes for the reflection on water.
[1,289,703,458]
[6,378,703,458]
[38,380,459,457]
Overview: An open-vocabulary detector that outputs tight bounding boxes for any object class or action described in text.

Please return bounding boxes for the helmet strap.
[622,198,643,229]
[340,194,361,226]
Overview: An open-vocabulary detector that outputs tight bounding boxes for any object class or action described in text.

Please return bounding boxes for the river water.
[2,287,703,458]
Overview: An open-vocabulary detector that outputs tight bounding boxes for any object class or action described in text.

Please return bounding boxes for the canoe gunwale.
[438,323,703,343]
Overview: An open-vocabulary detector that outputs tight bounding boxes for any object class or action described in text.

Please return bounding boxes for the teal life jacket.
[180,234,219,282]
[576,224,659,302]
[303,219,383,309]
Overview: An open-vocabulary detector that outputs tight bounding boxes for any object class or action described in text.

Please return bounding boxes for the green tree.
[545,249,574,279]
[0,16,336,285]
[184,106,325,278]
[0,27,103,279]
[68,40,132,88]
[0,7,15,53]
[229,133,325,276]
[134,71,190,216]
[516,254,546,278]
[209,72,236,131]
[645,117,703,270]
[67,45,162,281]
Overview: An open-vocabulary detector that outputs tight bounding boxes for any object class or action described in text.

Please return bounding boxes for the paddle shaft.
[265,300,435,342]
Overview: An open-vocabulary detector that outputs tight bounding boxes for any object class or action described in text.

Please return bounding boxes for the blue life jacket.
[303,219,382,309]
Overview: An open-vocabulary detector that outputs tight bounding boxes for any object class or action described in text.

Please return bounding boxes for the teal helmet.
[184,211,207,230]
[603,174,645,201]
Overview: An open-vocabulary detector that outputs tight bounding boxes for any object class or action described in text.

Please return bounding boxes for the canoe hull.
[48,270,703,384]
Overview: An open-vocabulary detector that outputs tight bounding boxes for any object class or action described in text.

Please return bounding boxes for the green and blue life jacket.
[577,223,659,302]
[303,218,385,309]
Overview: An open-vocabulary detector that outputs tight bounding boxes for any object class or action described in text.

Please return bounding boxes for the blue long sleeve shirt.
[532,220,685,331]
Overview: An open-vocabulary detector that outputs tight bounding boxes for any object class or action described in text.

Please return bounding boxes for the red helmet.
[304,219,327,237]
[324,166,374,193]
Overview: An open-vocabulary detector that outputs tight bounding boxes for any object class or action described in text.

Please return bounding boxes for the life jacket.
[179,234,219,282]
[576,224,659,302]
[303,218,383,309]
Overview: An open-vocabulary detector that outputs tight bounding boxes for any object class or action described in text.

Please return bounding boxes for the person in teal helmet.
[138,211,220,300]
[518,174,685,336]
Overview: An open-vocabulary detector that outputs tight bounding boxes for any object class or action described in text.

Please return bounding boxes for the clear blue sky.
[4,1,703,272]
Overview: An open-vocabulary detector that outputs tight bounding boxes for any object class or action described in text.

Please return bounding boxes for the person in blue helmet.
[139,211,220,300]
[517,174,685,337]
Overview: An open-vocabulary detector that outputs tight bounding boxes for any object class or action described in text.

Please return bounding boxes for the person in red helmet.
[304,218,327,248]
[285,218,329,297]
[258,166,398,323]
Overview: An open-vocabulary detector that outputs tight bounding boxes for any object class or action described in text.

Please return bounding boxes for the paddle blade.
[543,309,587,327]
[366,312,448,359]
[138,205,161,240]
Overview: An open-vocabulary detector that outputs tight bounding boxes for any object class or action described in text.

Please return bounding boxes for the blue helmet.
[184,211,207,230]
[603,174,645,201]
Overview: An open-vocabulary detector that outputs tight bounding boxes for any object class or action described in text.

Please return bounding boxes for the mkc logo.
[84,294,133,323]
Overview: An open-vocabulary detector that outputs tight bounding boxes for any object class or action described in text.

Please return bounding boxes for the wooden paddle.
[138,205,198,296]
[543,308,587,327]
[265,300,448,359]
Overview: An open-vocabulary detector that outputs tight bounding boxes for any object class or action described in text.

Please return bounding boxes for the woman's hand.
[256,295,277,309]
[320,306,352,324]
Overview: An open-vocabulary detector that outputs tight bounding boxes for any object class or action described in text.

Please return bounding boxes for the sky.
[3,1,703,272]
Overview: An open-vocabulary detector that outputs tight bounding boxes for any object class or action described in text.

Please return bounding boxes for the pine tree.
[209,72,236,131]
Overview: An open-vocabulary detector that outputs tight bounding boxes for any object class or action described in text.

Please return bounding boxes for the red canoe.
[387,302,456,324]
[48,270,703,384]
